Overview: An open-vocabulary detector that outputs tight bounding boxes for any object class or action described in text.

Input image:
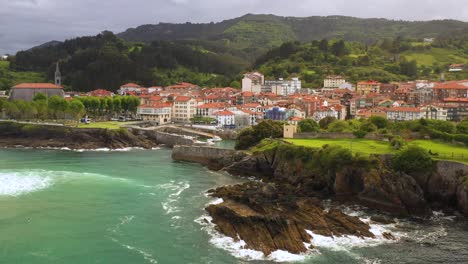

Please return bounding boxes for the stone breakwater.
[172,143,468,256]
[172,145,246,170]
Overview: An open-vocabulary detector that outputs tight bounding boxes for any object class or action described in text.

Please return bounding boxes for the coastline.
[0,121,161,150]
[173,142,468,258]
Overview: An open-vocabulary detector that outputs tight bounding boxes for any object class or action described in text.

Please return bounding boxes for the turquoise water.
[0,148,467,264]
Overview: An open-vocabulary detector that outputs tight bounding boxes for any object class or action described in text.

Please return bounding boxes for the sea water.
[0,148,467,264]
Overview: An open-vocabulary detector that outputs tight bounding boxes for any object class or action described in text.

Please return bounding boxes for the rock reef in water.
[207,182,375,255]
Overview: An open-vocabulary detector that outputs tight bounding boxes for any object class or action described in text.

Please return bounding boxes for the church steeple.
[55,62,61,86]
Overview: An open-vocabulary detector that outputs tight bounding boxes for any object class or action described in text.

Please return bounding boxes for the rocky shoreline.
[173,142,468,256]
[0,122,160,150]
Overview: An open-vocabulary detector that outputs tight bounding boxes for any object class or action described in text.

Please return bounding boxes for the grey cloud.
[0,0,467,54]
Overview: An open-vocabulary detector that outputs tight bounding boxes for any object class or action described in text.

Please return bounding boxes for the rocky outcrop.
[171,141,468,256]
[172,145,247,170]
[0,122,159,149]
[207,182,376,255]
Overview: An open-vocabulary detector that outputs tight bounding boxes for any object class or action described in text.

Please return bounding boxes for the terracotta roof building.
[10,83,64,101]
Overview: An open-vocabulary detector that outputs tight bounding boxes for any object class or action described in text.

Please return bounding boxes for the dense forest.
[8,31,245,91]
[2,14,468,92]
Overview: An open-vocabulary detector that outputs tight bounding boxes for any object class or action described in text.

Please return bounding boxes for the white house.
[137,103,172,124]
[386,107,424,121]
[213,110,235,128]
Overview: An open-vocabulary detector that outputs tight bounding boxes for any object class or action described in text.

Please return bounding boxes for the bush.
[235,120,284,150]
[392,146,434,173]
[327,120,349,132]
[319,116,337,129]
[353,129,367,138]
[390,136,405,150]
[298,119,320,132]
[368,116,388,129]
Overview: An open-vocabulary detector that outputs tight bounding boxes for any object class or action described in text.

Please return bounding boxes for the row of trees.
[0,93,140,122]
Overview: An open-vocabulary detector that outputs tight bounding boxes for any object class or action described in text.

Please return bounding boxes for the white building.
[265,77,302,96]
[324,75,346,90]
[386,107,424,121]
[172,96,198,122]
[119,83,143,95]
[242,72,264,94]
[213,110,235,128]
[137,103,172,124]
[0,55,8,61]
[422,105,448,121]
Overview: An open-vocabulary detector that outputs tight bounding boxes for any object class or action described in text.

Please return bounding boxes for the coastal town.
[5,69,468,129]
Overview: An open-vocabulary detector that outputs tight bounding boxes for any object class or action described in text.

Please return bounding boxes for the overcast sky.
[1,0,468,55]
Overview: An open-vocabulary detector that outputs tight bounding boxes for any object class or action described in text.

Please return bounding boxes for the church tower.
[55,62,62,86]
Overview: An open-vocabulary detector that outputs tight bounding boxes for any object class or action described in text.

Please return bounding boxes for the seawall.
[172,145,247,170]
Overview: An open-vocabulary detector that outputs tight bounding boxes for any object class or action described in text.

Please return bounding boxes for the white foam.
[157,181,190,215]
[0,170,129,197]
[111,238,158,264]
[0,172,52,196]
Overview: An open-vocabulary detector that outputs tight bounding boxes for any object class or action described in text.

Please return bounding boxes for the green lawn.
[77,121,136,130]
[285,138,468,164]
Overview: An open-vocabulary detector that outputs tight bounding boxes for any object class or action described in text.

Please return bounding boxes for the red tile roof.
[174,96,192,102]
[12,83,63,89]
[197,103,227,109]
[121,83,141,88]
[214,110,235,116]
[433,81,468,90]
[388,107,422,112]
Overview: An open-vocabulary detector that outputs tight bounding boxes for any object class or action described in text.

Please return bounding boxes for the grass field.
[77,121,136,130]
[402,48,468,67]
[285,138,468,164]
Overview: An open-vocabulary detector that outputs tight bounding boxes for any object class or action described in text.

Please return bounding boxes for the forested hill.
[9,31,245,91]
[253,37,468,88]
[118,14,468,59]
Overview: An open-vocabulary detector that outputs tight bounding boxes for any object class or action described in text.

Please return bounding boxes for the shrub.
[298,119,319,132]
[392,146,434,173]
[235,120,284,150]
[353,129,367,138]
[319,116,337,129]
[390,136,405,150]
[327,120,349,132]
[368,116,388,129]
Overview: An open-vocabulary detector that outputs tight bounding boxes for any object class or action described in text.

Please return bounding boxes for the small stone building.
[9,83,64,101]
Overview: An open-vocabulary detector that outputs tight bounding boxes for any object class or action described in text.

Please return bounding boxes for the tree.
[368,116,388,129]
[392,146,433,173]
[48,96,69,119]
[457,120,468,134]
[229,81,241,89]
[319,116,337,129]
[68,100,86,122]
[319,39,329,53]
[298,119,320,133]
[331,40,348,57]
[235,120,284,150]
[327,120,349,132]
[33,93,47,102]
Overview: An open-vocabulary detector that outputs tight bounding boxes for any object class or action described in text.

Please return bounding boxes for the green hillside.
[118,14,468,60]
[253,38,468,87]
[0,61,45,90]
